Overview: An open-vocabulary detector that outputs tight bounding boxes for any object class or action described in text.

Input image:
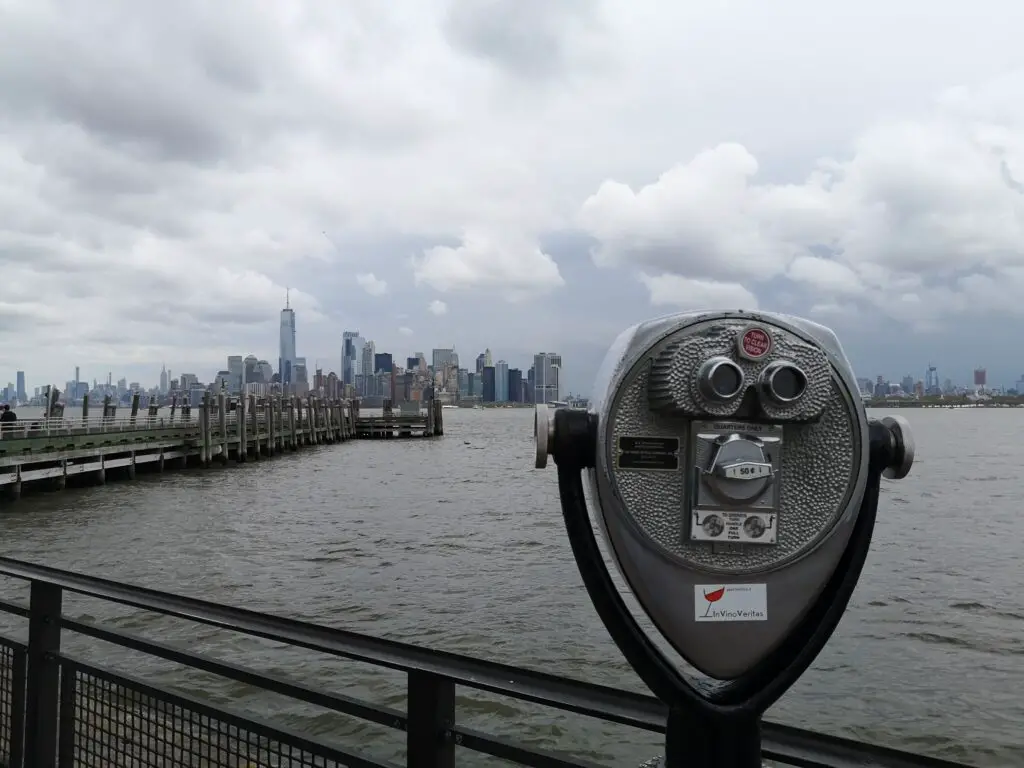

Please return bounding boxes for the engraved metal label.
[616,434,680,472]
[690,509,778,544]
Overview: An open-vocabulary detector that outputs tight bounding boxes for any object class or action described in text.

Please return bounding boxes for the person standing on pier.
[0,404,16,434]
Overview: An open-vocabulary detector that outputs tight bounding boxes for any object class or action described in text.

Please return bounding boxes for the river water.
[0,407,1020,767]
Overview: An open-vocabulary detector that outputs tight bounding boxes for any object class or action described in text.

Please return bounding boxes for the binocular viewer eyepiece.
[535,310,914,768]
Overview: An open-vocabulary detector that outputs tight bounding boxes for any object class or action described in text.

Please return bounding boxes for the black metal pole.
[664,706,762,768]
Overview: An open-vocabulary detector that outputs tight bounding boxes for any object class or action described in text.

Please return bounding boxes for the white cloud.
[577,71,1024,326]
[639,273,759,310]
[412,231,564,301]
[4,1,1024,388]
[356,273,388,297]
[428,299,448,316]
[399,326,414,336]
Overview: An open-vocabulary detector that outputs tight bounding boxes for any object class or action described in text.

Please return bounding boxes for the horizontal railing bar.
[0,632,27,651]
[0,598,29,618]
[2,407,353,428]
[59,654,400,768]
[451,725,605,768]
[61,615,408,731]
[0,557,663,731]
[0,417,270,428]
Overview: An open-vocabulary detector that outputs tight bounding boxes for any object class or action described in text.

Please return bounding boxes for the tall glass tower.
[342,330,360,386]
[279,291,296,385]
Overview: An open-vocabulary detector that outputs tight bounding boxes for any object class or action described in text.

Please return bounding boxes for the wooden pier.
[0,393,443,502]
[352,398,445,439]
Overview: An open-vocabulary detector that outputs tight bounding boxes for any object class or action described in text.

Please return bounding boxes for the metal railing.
[0,416,200,439]
[0,558,972,768]
[0,412,312,440]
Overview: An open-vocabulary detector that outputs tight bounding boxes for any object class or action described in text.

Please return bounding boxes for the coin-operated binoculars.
[534,311,914,768]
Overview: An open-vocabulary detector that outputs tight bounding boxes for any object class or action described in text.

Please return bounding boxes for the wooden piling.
[268,397,273,453]
[238,394,248,463]
[130,392,140,426]
[270,397,279,453]
[287,397,292,448]
[196,396,205,466]
[81,395,89,426]
[249,394,260,460]
[201,393,212,467]
[218,392,228,463]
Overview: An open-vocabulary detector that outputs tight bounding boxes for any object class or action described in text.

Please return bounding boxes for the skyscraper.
[494,360,509,402]
[533,352,561,404]
[279,291,297,385]
[432,348,457,372]
[227,356,243,393]
[360,341,376,396]
[16,371,25,403]
[342,331,360,386]
[482,366,496,402]
[508,368,523,402]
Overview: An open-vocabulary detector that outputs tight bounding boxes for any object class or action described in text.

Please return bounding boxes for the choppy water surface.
[0,407,1020,766]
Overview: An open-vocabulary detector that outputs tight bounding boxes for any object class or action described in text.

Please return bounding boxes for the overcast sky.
[4,0,1024,394]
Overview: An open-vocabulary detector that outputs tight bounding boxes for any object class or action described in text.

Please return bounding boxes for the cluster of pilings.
[194,392,356,465]
[353,398,444,439]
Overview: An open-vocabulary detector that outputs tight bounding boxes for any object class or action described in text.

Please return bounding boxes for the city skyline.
[3,347,1011,403]
[1,293,571,406]
[0,301,1015,402]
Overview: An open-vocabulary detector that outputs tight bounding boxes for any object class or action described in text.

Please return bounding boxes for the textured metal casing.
[587,311,870,680]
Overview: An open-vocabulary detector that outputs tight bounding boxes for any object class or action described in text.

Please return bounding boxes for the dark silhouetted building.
[509,368,523,402]
[482,366,496,403]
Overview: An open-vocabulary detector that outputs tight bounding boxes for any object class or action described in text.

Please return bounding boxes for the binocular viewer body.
[536,309,913,688]
[586,310,876,679]
[537,309,913,765]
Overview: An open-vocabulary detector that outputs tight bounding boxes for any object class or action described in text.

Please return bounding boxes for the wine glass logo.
[702,587,725,617]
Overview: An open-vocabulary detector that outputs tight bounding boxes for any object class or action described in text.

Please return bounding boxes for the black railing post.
[24,581,62,768]
[9,648,27,768]
[57,668,77,768]
[407,671,455,768]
